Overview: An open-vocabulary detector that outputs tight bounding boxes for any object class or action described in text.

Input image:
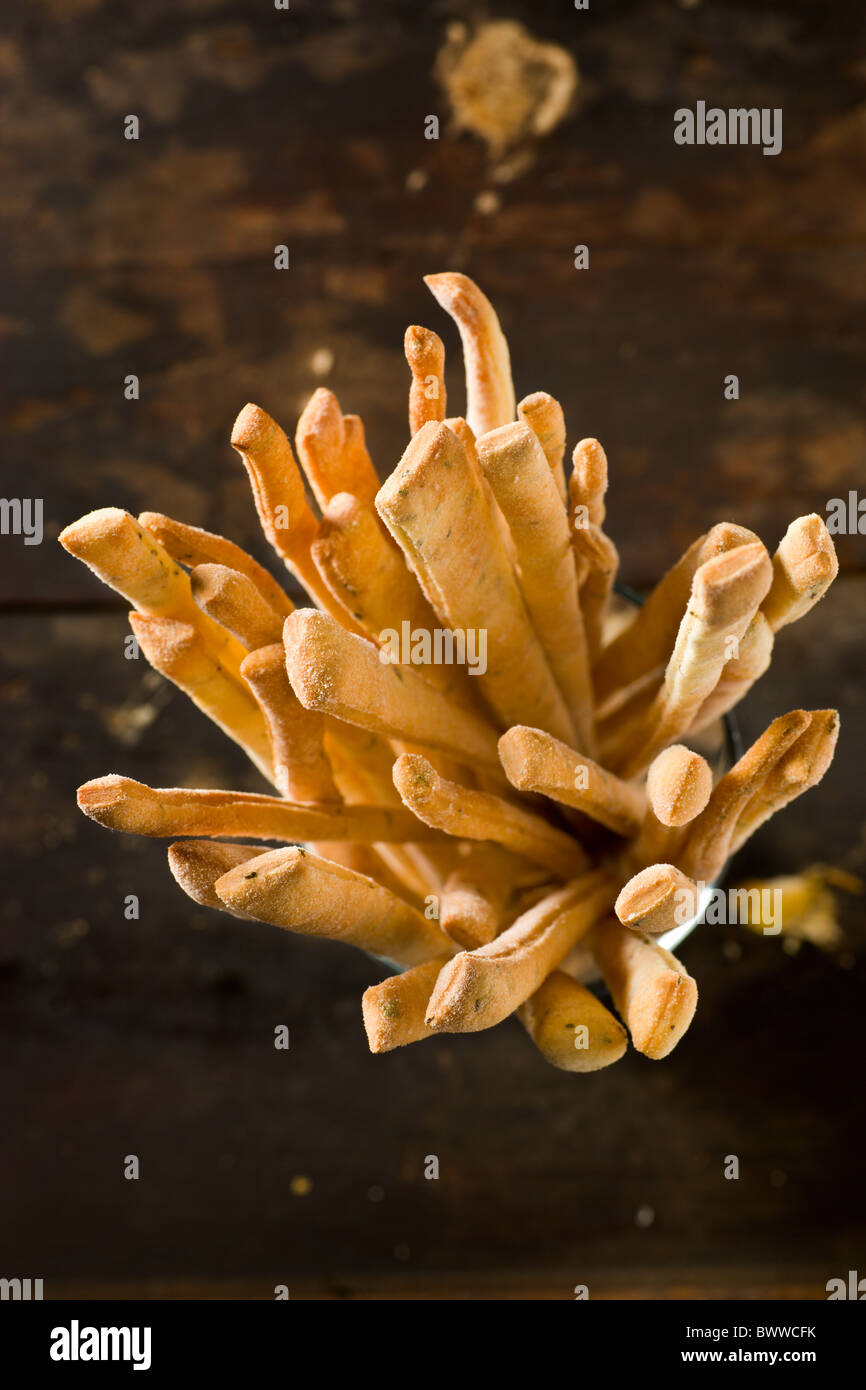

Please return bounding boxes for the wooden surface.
[1,0,864,1299]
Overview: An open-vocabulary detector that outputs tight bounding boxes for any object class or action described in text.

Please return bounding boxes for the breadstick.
[191,563,284,651]
[362,955,452,1053]
[393,753,588,879]
[589,916,698,1060]
[59,508,249,681]
[423,271,514,436]
[215,846,453,966]
[128,612,274,780]
[730,709,840,854]
[610,542,773,779]
[284,608,502,770]
[240,644,340,802]
[762,514,839,632]
[378,421,576,742]
[310,491,479,711]
[690,611,774,734]
[678,708,812,882]
[615,863,699,936]
[629,745,713,869]
[426,872,614,1032]
[568,438,608,529]
[167,839,267,916]
[517,391,567,502]
[77,775,441,844]
[518,971,627,1073]
[445,414,518,565]
[572,521,620,662]
[137,511,294,618]
[405,325,447,434]
[592,522,758,706]
[295,389,382,512]
[498,725,644,837]
[476,421,594,751]
[439,844,547,948]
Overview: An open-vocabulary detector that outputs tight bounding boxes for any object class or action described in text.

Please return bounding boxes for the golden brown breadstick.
[730,709,840,854]
[378,421,576,742]
[215,846,453,966]
[405,325,447,435]
[77,774,440,843]
[439,844,547,949]
[341,415,380,508]
[518,971,627,1073]
[59,509,249,681]
[678,709,811,882]
[167,839,267,916]
[498,725,644,837]
[610,543,773,779]
[424,271,514,436]
[589,916,698,1060]
[568,438,608,529]
[629,744,713,869]
[310,492,479,711]
[393,753,588,879]
[362,955,452,1053]
[294,387,345,513]
[128,613,274,780]
[762,514,839,632]
[426,871,614,1032]
[690,611,774,734]
[284,608,502,770]
[137,511,294,619]
[592,522,758,706]
[476,421,595,751]
[615,863,699,936]
[240,644,340,802]
[191,563,284,651]
[517,391,567,502]
[572,521,620,662]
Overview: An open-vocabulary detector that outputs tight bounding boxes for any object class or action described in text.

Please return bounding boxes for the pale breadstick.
[295,389,382,511]
[678,709,812,882]
[378,421,576,742]
[592,522,758,706]
[589,916,698,1060]
[167,839,267,916]
[405,325,447,434]
[59,508,249,681]
[615,863,699,936]
[339,415,380,508]
[690,611,774,734]
[137,511,294,619]
[425,871,614,1032]
[610,543,773,779]
[362,955,452,1053]
[517,391,567,502]
[215,846,453,966]
[191,563,284,651]
[629,745,713,869]
[393,753,588,879]
[77,775,439,843]
[284,608,502,770]
[730,709,840,854]
[128,613,274,780]
[240,645,340,802]
[572,521,620,662]
[762,514,839,632]
[498,725,644,837]
[518,971,627,1072]
[476,421,594,751]
[423,272,514,435]
[310,491,479,711]
[568,438,608,529]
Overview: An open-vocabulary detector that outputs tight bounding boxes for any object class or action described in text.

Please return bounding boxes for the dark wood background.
[0,0,863,1299]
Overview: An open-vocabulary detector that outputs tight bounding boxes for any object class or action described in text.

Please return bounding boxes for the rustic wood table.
[1,0,863,1298]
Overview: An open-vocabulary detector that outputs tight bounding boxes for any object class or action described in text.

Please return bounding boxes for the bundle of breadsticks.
[61,272,840,1072]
